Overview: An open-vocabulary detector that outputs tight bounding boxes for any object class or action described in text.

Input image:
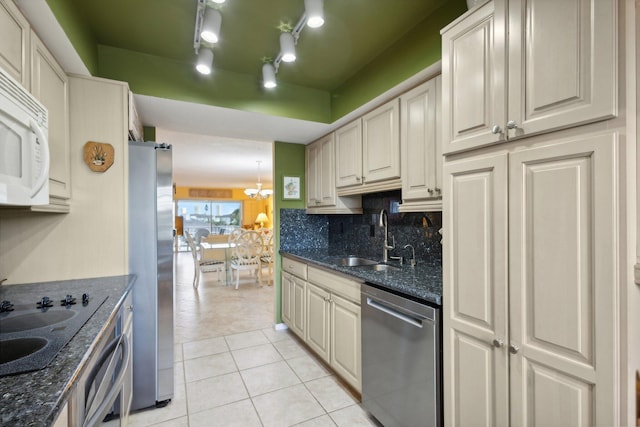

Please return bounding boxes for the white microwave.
[0,66,49,206]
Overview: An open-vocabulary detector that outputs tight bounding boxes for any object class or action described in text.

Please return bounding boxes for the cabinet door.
[330,293,361,392]
[441,1,506,155]
[362,99,400,183]
[318,133,336,206]
[0,0,29,88]
[291,276,306,338]
[443,152,509,427]
[281,272,293,328]
[31,32,70,200]
[507,0,616,139]
[400,77,440,203]
[306,141,320,207]
[305,281,330,363]
[335,120,363,188]
[508,132,618,426]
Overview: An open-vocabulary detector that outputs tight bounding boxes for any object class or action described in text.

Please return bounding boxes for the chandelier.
[244,161,273,200]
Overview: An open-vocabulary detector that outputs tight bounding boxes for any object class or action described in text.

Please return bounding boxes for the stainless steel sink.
[333,256,378,267]
[0,337,48,364]
[357,264,401,272]
[0,310,76,333]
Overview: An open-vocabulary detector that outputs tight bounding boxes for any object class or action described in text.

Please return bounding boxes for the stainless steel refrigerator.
[128,141,174,410]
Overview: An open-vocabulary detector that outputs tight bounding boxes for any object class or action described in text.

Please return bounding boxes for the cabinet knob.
[428,188,434,195]
[356,176,361,182]
[509,344,520,354]
[492,338,504,348]
[491,125,503,134]
[506,120,518,130]
[434,187,441,194]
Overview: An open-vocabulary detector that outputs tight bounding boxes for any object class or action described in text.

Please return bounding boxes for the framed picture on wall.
[283,176,301,200]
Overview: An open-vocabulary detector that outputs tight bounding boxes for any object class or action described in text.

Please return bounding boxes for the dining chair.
[260,233,274,285]
[185,230,225,288]
[229,230,263,289]
[228,227,244,244]
[193,228,210,245]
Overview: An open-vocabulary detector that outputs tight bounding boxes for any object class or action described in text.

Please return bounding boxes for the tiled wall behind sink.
[328,191,442,264]
[280,191,442,264]
[279,208,329,251]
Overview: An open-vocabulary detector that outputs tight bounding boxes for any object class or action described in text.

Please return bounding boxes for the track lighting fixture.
[196,48,213,75]
[259,0,325,88]
[201,8,222,43]
[262,63,277,88]
[279,32,296,63]
[304,0,324,28]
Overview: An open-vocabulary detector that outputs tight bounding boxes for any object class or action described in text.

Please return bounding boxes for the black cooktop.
[0,294,108,377]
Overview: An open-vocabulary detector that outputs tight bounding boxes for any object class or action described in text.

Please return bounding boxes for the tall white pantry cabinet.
[441,0,639,426]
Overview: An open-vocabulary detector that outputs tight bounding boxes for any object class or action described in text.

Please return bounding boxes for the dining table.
[199,241,235,285]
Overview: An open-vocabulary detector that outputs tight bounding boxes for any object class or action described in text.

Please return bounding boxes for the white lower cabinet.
[305,281,330,362]
[281,256,362,392]
[52,401,68,427]
[281,270,306,338]
[443,130,619,426]
[306,266,362,392]
[329,292,361,390]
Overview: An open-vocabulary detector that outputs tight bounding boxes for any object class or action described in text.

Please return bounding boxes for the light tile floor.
[126,252,380,427]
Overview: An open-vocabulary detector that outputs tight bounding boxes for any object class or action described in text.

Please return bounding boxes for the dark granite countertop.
[280,249,442,306]
[0,275,135,426]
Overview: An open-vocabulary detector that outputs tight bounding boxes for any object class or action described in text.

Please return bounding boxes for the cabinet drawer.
[282,257,307,280]
[308,266,361,304]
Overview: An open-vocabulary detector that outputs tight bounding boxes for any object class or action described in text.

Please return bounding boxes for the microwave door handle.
[28,118,49,198]
[83,336,130,427]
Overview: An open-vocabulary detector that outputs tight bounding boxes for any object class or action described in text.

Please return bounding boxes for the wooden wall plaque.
[84,141,114,172]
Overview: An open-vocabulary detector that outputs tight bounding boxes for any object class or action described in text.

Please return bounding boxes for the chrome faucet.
[379,209,395,262]
[403,244,416,267]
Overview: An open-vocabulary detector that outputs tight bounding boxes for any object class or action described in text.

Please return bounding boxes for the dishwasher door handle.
[366,297,425,328]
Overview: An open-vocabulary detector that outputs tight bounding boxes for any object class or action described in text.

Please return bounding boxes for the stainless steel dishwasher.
[361,283,441,427]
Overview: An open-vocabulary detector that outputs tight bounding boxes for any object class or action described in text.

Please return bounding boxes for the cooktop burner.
[0,293,108,377]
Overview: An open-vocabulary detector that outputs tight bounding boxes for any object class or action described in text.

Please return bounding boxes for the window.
[176,200,242,237]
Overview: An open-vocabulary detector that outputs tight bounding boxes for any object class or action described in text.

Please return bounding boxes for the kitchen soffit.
[58,0,461,122]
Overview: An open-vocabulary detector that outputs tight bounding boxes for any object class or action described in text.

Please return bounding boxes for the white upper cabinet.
[441,0,616,154]
[399,76,442,212]
[0,0,29,88]
[31,31,70,203]
[306,133,362,214]
[306,134,336,208]
[336,99,401,195]
[335,120,362,188]
[362,98,401,184]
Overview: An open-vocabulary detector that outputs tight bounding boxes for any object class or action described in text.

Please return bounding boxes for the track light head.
[196,48,214,75]
[262,63,277,88]
[304,0,324,28]
[279,32,296,63]
[201,9,222,43]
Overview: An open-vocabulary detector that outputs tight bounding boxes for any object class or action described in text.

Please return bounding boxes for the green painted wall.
[331,0,467,120]
[273,141,306,324]
[46,0,99,74]
[96,45,332,123]
[143,126,156,142]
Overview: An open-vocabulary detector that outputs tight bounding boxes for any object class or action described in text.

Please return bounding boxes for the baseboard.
[273,323,288,331]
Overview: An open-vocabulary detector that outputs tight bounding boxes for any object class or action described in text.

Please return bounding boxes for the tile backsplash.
[280,191,442,264]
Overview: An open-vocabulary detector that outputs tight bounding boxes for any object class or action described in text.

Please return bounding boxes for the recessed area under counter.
[0,275,135,426]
